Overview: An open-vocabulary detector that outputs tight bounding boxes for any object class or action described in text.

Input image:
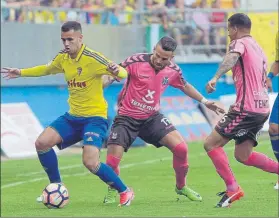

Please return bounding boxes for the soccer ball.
[42,183,69,209]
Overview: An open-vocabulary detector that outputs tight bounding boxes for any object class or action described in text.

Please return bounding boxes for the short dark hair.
[157,36,177,52]
[61,21,82,33]
[228,13,252,29]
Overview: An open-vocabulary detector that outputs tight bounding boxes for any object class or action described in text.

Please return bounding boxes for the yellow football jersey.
[276,32,279,61]
[21,44,127,118]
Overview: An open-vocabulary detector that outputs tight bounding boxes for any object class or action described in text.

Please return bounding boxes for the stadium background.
[1,0,279,216]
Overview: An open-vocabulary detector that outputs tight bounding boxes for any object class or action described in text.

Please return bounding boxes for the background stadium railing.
[1,3,278,87]
[2,4,277,57]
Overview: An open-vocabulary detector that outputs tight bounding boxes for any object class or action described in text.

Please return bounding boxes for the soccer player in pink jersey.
[103,36,225,204]
[205,13,279,207]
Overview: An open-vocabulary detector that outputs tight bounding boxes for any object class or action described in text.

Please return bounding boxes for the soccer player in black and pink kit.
[205,13,279,208]
[103,36,225,205]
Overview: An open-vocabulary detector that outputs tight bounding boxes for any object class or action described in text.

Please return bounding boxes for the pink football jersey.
[229,36,269,114]
[118,53,187,119]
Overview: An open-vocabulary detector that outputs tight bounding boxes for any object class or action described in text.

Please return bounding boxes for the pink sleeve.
[120,56,136,76]
[229,40,245,56]
[169,71,187,90]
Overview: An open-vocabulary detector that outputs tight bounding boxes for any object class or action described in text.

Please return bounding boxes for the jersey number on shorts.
[161,117,171,126]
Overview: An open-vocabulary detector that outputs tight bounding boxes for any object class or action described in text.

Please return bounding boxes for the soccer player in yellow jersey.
[1,21,134,206]
[266,32,279,190]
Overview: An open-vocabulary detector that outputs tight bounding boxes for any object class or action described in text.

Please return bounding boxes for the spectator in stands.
[192,0,211,56]
[1,0,9,22]
[4,0,24,22]
[115,0,135,25]
[61,0,72,8]
[91,0,106,24]
[82,0,95,24]
[50,0,67,23]
[165,0,176,7]
[67,0,86,23]
[176,0,196,20]
[210,0,226,56]
[169,0,197,56]
[194,0,240,9]
[127,0,137,9]
[164,0,181,22]
[232,0,240,9]
[145,0,169,30]
[219,0,240,9]
[100,0,120,25]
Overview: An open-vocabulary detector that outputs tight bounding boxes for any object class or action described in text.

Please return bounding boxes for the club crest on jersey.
[111,132,117,140]
[77,67,82,76]
[162,77,169,85]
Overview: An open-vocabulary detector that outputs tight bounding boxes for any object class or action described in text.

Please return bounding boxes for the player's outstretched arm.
[182,83,225,115]
[1,55,63,79]
[20,59,63,77]
[206,52,240,93]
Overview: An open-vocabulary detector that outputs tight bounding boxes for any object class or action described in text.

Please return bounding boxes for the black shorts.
[107,113,176,152]
[215,110,269,146]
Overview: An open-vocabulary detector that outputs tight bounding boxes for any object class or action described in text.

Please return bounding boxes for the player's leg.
[35,127,63,184]
[103,145,125,204]
[104,116,140,204]
[204,111,247,208]
[82,116,134,206]
[138,113,201,201]
[36,113,82,183]
[106,115,139,175]
[233,112,279,178]
[106,143,124,176]
[234,139,279,174]
[36,113,81,202]
[82,145,128,194]
[268,94,279,189]
[160,131,203,201]
[204,129,244,208]
[160,131,188,189]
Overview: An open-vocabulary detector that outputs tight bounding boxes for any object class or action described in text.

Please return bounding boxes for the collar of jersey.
[64,44,86,61]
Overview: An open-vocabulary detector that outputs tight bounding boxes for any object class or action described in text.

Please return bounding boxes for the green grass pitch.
[1,140,278,217]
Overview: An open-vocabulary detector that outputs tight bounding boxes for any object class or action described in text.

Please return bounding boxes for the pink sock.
[172,142,189,190]
[207,147,238,192]
[106,154,121,175]
[242,152,279,174]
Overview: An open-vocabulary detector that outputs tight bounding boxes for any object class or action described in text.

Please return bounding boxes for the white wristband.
[201,97,208,104]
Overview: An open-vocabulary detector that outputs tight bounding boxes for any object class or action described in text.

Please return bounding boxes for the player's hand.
[107,62,119,76]
[206,77,217,93]
[266,78,273,92]
[102,75,116,88]
[1,67,21,80]
[205,101,225,115]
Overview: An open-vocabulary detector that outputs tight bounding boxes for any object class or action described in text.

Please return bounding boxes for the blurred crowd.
[2,0,137,24]
[2,0,240,24]
[1,0,241,56]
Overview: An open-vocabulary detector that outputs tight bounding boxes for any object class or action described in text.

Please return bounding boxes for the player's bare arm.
[102,75,116,88]
[182,83,225,115]
[215,52,240,79]
[206,52,240,93]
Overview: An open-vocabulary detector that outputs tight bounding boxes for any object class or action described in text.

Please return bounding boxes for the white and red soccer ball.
[42,183,69,209]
